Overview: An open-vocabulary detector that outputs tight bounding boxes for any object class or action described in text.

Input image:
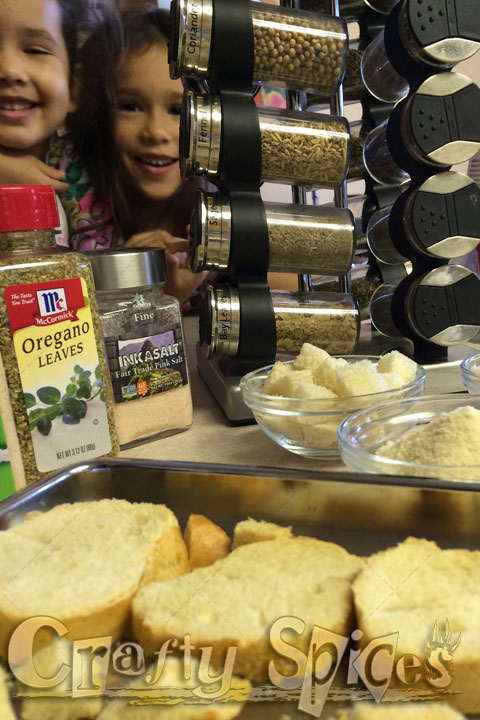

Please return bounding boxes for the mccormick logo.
[36,288,67,317]
[34,287,79,326]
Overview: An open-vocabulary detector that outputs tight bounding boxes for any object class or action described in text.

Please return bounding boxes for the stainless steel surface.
[196,341,253,422]
[171,0,213,77]
[88,249,167,291]
[203,282,241,359]
[2,458,480,715]
[183,90,221,178]
[192,192,231,272]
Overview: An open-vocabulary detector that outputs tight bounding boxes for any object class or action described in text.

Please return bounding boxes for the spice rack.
[353,0,480,370]
[171,0,362,421]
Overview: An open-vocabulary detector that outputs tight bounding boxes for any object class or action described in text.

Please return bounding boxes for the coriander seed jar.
[200,282,359,357]
[191,191,355,274]
[182,90,350,188]
[89,249,193,449]
[0,185,118,490]
[170,0,347,96]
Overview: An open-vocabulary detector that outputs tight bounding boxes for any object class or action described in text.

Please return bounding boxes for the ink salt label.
[5,277,112,473]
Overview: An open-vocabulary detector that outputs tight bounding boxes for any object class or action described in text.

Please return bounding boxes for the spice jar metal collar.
[401,72,480,167]
[181,90,222,178]
[191,192,231,273]
[200,282,240,358]
[169,0,213,79]
[88,249,167,292]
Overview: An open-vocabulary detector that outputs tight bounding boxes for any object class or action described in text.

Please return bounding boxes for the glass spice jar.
[361,0,480,104]
[367,172,480,264]
[298,0,400,19]
[170,0,348,96]
[182,90,350,188]
[201,281,359,357]
[363,73,480,186]
[88,249,193,449]
[191,191,355,275]
[0,185,118,490]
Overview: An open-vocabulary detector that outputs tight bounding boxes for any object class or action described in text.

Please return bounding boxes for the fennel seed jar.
[89,249,193,449]
[182,90,350,188]
[201,282,359,358]
[170,0,347,96]
[191,191,355,275]
[0,185,118,488]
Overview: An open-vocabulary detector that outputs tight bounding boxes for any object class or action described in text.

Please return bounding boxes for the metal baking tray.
[2,458,480,718]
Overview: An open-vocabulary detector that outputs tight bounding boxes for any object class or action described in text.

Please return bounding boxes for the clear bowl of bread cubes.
[461,353,480,393]
[240,345,425,458]
[338,394,480,481]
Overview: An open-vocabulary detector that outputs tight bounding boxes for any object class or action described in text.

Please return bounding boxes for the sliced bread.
[353,537,480,714]
[0,665,15,720]
[97,656,250,719]
[132,537,363,682]
[331,701,465,719]
[232,518,292,549]
[0,499,189,660]
[184,515,231,569]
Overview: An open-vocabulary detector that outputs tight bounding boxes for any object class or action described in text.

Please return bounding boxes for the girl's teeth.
[0,103,33,110]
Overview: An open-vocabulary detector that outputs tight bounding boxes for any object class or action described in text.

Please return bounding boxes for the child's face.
[0,0,71,157]
[114,43,183,205]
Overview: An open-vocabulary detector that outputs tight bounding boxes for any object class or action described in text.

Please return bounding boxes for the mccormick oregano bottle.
[0,185,118,491]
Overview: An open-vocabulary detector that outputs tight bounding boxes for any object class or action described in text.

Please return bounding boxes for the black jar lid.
[406,171,480,258]
[88,249,167,292]
[405,72,480,166]
[405,0,480,65]
[406,265,480,345]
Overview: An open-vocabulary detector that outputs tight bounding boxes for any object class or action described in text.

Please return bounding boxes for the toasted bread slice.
[353,537,480,714]
[184,515,231,569]
[0,499,189,660]
[97,656,250,719]
[133,537,363,682]
[232,518,292,549]
[333,701,465,719]
[0,665,15,720]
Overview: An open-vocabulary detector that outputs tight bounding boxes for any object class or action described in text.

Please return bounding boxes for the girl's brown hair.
[70,9,193,241]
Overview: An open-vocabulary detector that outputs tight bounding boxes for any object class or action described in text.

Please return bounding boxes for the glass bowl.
[240,356,425,459]
[338,394,480,481]
[461,353,480,394]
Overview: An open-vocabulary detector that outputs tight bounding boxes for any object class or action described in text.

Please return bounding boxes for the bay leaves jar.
[0,185,118,490]
[88,249,193,449]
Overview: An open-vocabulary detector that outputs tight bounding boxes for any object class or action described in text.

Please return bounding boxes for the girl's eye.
[169,104,182,116]
[25,47,51,55]
[117,101,141,112]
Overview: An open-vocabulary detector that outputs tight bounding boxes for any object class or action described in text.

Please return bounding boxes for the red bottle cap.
[0,185,59,232]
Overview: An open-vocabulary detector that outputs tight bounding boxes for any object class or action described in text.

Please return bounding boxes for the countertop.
[120,314,346,472]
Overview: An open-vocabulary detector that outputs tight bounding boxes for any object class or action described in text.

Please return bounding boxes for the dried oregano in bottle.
[0,185,118,488]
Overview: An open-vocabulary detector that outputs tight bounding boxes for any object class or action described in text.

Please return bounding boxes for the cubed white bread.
[313,358,348,394]
[266,369,313,397]
[132,538,364,682]
[232,518,292,549]
[301,418,345,449]
[96,656,250,720]
[184,514,231,569]
[289,381,337,400]
[0,500,189,660]
[335,360,390,397]
[263,361,292,394]
[263,414,305,441]
[377,350,418,384]
[293,343,330,371]
[0,665,14,720]
[377,372,405,389]
[333,701,465,719]
[353,537,480,714]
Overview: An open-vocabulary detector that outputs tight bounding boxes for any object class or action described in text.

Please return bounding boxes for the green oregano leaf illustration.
[36,416,52,436]
[24,393,36,409]
[36,387,61,405]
